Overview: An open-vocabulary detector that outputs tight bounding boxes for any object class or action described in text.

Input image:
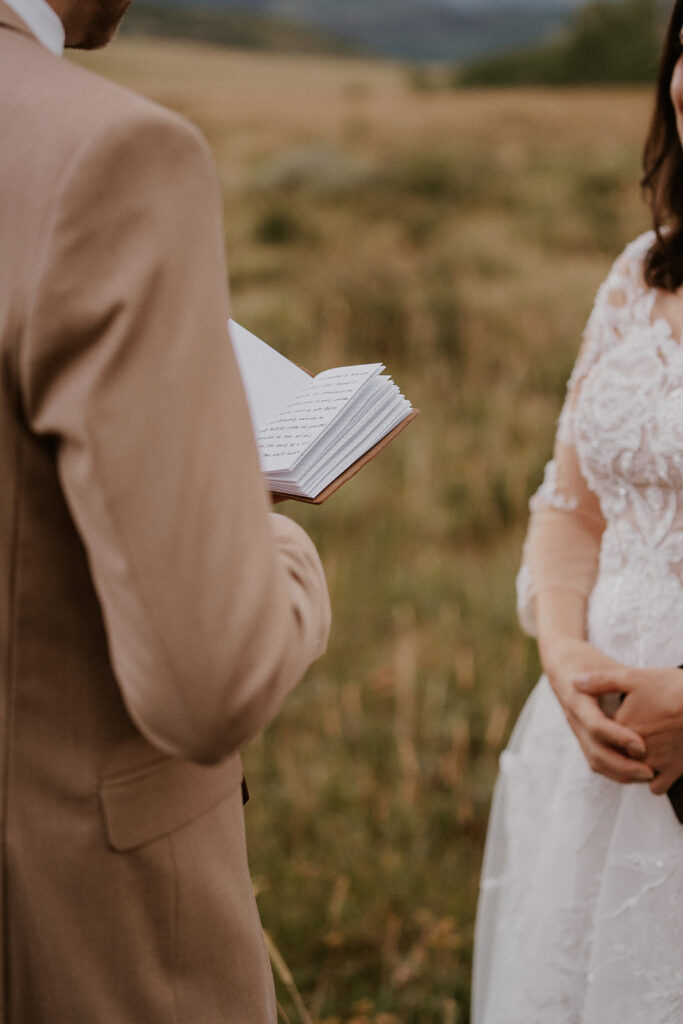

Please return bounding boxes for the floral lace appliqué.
[530,459,579,513]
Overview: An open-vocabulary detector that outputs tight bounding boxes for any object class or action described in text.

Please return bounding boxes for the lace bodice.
[518,231,683,667]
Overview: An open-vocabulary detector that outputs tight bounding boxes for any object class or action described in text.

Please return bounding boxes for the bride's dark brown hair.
[643,0,683,290]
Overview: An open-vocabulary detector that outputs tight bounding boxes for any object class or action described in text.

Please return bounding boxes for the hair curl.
[643,0,683,291]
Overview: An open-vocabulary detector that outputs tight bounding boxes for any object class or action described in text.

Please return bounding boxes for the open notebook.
[229,320,417,503]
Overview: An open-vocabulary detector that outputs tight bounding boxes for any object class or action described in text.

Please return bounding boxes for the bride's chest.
[575,328,683,490]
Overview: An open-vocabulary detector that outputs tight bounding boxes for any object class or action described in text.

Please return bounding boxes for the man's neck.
[2,0,64,53]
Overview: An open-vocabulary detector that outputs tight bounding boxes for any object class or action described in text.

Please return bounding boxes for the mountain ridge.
[133,0,573,61]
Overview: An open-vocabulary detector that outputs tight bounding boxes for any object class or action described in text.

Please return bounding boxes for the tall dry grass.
[73,39,653,1023]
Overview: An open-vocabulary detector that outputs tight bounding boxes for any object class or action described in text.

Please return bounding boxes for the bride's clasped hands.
[576,664,683,795]
[539,634,654,785]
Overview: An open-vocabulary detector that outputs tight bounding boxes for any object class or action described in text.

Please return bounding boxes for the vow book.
[229,320,417,503]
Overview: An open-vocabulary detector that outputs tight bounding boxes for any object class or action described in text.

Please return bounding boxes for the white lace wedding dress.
[472,232,683,1024]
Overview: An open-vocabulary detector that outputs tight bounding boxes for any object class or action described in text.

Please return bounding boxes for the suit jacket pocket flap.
[100,753,243,852]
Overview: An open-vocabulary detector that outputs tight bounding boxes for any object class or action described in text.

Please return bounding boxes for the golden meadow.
[73,39,653,1024]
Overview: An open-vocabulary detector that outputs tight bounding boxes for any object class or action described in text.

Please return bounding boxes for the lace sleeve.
[515,233,653,636]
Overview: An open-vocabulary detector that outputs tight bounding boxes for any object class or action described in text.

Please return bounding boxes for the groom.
[0,0,330,1021]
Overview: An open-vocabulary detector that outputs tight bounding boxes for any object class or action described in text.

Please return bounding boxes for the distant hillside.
[458,0,662,85]
[267,0,568,61]
[120,4,358,55]
[126,0,570,62]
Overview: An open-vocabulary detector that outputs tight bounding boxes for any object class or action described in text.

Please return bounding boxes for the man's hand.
[576,667,683,794]
[543,637,654,785]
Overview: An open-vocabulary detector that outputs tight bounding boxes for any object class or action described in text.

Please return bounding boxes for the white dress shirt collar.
[2,0,64,55]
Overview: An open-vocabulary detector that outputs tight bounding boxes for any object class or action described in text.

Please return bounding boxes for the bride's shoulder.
[618,229,655,262]
[603,230,655,290]
[574,232,655,377]
[589,230,655,315]
[559,233,655,423]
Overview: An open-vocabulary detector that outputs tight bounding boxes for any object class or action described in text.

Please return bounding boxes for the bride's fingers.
[570,695,647,756]
[606,762,654,784]
[649,772,675,796]
[646,758,683,794]
[577,735,655,783]
[573,669,630,695]
[587,713,647,758]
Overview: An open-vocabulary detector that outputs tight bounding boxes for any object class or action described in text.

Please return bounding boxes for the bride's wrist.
[538,633,579,680]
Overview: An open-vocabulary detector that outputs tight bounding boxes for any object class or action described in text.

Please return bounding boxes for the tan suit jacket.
[0,6,331,1021]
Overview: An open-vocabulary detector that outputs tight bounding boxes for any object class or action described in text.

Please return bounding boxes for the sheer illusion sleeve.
[516,236,649,637]
[516,397,605,637]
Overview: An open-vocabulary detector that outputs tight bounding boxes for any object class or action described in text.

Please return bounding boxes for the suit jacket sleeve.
[19,104,331,763]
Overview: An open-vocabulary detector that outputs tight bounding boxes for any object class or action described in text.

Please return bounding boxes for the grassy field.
[73,38,654,1023]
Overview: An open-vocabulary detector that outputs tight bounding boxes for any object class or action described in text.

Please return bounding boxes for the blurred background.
[74,1,670,1020]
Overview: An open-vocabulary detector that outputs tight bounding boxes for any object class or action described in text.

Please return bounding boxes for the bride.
[472,5,683,1022]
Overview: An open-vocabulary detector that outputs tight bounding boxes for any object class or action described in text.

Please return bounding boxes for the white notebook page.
[228,320,310,435]
[257,364,384,473]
